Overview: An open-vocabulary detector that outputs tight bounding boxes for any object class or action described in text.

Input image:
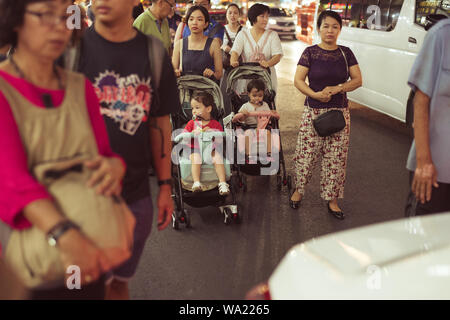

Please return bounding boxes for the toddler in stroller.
[183,92,230,195]
[232,79,280,163]
[172,74,239,228]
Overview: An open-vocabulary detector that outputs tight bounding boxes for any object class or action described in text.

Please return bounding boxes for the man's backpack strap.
[64,41,82,71]
[146,35,165,92]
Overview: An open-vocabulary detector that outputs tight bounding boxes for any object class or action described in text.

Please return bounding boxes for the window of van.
[318,0,405,31]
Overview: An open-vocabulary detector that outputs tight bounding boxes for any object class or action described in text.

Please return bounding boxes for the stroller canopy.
[177,75,225,122]
[226,66,274,96]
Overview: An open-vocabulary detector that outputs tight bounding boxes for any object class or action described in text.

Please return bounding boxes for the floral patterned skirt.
[292,106,351,200]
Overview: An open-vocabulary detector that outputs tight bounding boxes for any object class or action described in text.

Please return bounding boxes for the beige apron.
[0,71,134,288]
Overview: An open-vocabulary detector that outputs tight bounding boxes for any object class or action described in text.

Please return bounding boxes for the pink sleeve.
[0,93,51,230]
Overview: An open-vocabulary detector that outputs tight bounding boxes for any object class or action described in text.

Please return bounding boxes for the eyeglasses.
[193,1,209,8]
[163,0,175,8]
[26,10,70,27]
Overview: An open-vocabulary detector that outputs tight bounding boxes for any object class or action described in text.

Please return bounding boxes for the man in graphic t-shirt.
[77,0,180,299]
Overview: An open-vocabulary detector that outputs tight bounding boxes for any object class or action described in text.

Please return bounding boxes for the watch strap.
[158,179,172,187]
[47,221,80,247]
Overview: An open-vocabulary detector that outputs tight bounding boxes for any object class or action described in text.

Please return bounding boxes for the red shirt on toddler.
[183,119,223,150]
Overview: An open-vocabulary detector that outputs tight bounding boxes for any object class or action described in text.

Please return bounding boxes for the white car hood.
[269,213,450,299]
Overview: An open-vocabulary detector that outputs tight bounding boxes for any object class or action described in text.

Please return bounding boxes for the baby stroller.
[226,64,289,192]
[171,75,240,229]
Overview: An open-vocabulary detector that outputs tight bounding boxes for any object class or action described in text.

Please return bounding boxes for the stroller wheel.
[172,211,179,230]
[233,209,241,224]
[223,208,233,225]
[183,209,192,228]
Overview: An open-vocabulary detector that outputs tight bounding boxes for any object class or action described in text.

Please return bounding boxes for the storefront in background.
[296,0,316,44]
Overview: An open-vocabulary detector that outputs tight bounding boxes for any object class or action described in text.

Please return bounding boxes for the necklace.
[9,55,63,108]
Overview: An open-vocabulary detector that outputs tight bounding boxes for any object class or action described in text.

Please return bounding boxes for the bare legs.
[190,151,226,183]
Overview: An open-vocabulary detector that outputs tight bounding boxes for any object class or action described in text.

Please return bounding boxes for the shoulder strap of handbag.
[224,25,243,47]
[179,37,184,72]
[338,46,349,79]
[224,27,232,45]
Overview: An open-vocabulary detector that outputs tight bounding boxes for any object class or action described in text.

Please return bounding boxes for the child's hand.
[241,110,249,118]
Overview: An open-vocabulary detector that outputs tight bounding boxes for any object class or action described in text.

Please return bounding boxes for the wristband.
[158,179,173,187]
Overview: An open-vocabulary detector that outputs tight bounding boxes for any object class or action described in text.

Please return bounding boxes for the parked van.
[312,0,449,122]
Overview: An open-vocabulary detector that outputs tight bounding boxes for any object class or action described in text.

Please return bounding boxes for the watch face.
[48,238,57,247]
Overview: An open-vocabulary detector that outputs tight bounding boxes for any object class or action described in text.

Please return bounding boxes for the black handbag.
[312,47,349,137]
[313,109,346,137]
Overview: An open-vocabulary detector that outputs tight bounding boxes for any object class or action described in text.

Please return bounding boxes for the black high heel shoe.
[289,190,301,210]
[327,202,345,220]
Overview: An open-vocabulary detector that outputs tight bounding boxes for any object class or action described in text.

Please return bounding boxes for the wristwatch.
[47,221,80,247]
[158,179,173,187]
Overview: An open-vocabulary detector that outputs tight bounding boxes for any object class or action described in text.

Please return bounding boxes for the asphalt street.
[129,39,414,300]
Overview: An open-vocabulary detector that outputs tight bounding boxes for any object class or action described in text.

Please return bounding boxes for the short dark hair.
[0,0,76,48]
[317,10,342,30]
[0,0,47,47]
[226,3,240,15]
[247,3,269,26]
[185,5,210,29]
[247,79,265,93]
[192,91,215,110]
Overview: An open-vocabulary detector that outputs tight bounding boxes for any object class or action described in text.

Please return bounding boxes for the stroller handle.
[232,111,279,123]
[232,62,270,70]
[174,131,227,143]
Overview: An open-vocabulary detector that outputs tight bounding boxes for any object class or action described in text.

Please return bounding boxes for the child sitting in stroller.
[233,79,279,162]
[183,92,230,195]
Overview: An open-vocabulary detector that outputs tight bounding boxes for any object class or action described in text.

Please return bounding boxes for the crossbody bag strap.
[338,46,349,106]
[224,27,232,45]
[338,46,349,79]
[180,37,184,72]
